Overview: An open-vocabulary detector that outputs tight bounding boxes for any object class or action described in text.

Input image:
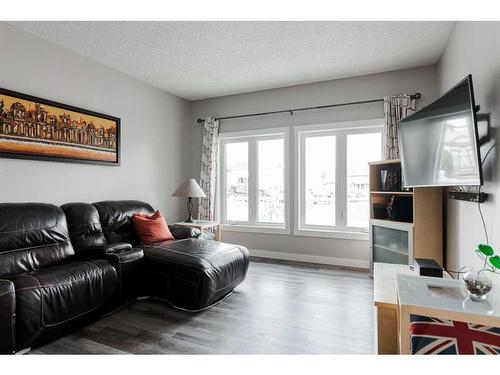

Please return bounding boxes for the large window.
[220,128,289,232]
[296,120,383,235]
[304,135,336,227]
[346,132,382,228]
[225,142,249,222]
[258,138,285,223]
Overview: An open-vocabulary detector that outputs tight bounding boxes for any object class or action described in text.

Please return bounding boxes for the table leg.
[398,305,411,354]
[376,306,398,354]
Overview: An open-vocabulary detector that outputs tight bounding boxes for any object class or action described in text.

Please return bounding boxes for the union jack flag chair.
[410,314,500,354]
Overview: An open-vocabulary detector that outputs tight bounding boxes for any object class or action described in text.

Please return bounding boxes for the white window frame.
[294,119,384,240]
[219,127,290,235]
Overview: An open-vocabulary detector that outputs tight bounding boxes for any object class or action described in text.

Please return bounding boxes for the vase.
[463,270,492,301]
[380,170,388,191]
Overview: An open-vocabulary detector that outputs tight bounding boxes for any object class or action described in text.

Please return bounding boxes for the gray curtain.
[384,94,416,160]
[198,116,220,221]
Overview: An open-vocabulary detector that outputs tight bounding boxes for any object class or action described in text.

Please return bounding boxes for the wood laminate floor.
[31,258,374,354]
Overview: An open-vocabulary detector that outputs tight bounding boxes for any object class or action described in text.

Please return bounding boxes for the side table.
[397,274,500,354]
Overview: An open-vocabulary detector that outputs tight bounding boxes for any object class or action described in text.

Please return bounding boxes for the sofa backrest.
[0,203,75,277]
[62,202,108,253]
[93,200,155,245]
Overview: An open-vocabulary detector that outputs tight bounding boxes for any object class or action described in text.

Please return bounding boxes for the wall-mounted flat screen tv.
[398,75,482,187]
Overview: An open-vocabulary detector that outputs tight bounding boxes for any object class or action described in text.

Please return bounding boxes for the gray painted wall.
[0,23,190,222]
[8,21,490,270]
[438,22,500,273]
[189,65,439,266]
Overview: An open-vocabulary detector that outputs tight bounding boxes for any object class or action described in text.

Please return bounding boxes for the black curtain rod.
[196,93,421,124]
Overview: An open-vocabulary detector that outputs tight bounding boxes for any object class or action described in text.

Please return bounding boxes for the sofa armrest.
[198,231,216,240]
[102,242,133,254]
[0,279,15,354]
[77,245,144,303]
[80,243,142,265]
[81,242,132,257]
[169,225,202,239]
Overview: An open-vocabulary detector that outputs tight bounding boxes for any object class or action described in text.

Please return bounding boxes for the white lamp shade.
[172,178,206,198]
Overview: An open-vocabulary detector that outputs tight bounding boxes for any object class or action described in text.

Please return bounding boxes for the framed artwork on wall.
[0,87,120,166]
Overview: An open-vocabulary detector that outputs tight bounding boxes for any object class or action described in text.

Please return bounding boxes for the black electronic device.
[448,191,486,203]
[398,75,483,188]
[414,258,443,278]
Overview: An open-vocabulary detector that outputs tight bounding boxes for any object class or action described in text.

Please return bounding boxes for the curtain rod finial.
[197,118,204,124]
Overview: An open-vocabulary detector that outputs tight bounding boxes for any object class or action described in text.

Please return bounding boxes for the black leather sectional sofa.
[0,200,249,354]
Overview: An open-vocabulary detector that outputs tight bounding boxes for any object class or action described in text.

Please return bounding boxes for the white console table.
[397,274,500,354]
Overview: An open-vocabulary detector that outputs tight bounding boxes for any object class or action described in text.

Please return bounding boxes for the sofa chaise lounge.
[0,200,249,354]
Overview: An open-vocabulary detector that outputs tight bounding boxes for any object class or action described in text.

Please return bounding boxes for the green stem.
[476,250,489,269]
[480,268,497,274]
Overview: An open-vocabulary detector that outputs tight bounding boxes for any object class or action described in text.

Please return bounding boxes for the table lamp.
[172,178,206,223]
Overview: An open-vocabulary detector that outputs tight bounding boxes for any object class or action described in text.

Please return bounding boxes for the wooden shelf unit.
[369,159,444,266]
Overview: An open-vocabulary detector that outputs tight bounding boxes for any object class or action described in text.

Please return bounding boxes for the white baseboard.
[248,249,370,269]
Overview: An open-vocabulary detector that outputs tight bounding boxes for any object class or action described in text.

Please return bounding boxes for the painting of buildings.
[0,89,120,165]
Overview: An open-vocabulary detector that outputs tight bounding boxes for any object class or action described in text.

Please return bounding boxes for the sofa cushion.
[0,203,75,277]
[142,238,249,310]
[0,279,15,354]
[169,225,202,240]
[5,259,118,349]
[62,203,107,254]
[94,200,154,245]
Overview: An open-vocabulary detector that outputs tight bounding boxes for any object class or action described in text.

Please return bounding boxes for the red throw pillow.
[131,210,174,244]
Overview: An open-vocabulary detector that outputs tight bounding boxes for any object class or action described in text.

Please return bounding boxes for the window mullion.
[249,139,258,225]
[298,134,305,230]
[336,133,347,229]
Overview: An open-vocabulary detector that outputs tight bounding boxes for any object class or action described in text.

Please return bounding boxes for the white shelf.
[373,244,408,256]
[370,191,413,195]
[370,218,414,230]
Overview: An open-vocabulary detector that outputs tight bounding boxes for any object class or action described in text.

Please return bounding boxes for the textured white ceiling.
[11,22,454,100]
